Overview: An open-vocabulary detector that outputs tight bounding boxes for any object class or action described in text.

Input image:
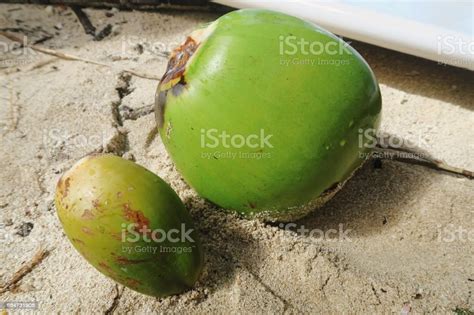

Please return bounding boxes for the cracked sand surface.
[0,4,473,313]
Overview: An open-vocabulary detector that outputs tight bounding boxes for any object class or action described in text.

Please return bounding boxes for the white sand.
[0,4,473,313]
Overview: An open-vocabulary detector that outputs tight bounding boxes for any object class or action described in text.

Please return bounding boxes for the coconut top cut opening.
[155,22,216,129]
[158,22,216,91]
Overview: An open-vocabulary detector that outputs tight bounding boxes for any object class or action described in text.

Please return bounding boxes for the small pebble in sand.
[16,222,34,237]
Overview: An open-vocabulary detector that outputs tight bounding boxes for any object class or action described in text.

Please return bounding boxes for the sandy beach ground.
[0,4,473,313]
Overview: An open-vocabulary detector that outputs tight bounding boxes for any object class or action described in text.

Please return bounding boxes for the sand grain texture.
[0,4,473,313]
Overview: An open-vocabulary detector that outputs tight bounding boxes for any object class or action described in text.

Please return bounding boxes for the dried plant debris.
[0,248,50,294]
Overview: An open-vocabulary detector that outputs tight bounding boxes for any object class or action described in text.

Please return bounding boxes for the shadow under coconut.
[293,155,431,240]
[177,136,465,292]
[183,200,266,294]
[291,126,474,240]
[182,158,430,297]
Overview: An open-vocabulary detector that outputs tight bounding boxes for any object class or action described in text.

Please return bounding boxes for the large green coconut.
[155,9,381,221]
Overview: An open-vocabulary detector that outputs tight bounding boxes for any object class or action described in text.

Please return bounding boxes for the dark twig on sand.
[94,24,112,41]
[70,5,96,36]
[70,5,112,41]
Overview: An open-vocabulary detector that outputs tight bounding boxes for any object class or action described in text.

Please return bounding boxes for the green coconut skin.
[156,9,381,221]
[55,154,203,297]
